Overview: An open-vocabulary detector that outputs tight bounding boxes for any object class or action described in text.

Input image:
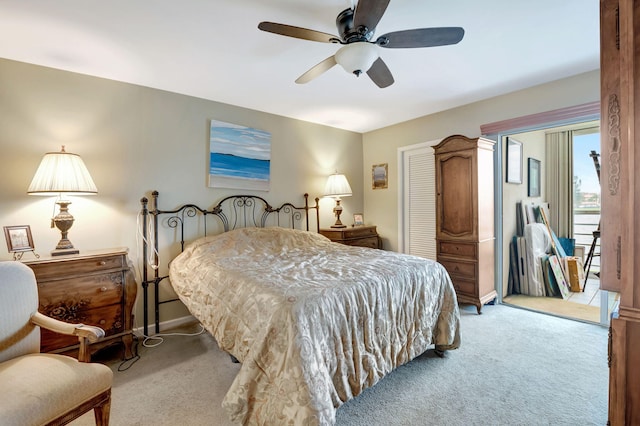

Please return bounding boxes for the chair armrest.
[31,312,106,343]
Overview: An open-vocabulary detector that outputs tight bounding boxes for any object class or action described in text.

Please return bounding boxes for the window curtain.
[545,130,574,238]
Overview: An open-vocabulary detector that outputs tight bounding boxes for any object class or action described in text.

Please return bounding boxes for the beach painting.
[209,119,271,191]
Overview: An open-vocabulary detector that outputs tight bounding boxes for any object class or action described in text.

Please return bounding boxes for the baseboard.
[133,315,197,337]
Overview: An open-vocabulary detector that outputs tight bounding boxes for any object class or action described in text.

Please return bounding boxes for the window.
[572,129,600,271]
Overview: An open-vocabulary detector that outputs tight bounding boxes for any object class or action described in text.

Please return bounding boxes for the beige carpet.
[72,304,608,425]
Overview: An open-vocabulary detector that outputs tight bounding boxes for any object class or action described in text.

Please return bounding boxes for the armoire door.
[436,150,476,240]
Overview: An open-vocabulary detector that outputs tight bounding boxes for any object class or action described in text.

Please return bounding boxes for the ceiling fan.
[257,0,464,88]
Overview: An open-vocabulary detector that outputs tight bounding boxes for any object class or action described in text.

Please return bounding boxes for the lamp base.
[331,198,347,228]
[51,199,79,257]
[51,247,80,257]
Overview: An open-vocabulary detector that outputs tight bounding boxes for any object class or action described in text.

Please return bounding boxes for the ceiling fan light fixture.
[335,42,378,76]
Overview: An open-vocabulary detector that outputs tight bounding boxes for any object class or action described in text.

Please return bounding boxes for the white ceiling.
[0,0,600,133]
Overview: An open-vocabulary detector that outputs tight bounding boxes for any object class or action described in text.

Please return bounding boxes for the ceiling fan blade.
[367,57,394,88]
[353,0,390,31]
[258,22,338,43]
[295,56,338,84]
[377,27,465,48]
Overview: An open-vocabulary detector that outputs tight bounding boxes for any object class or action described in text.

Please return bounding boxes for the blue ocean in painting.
[210,152,270,180]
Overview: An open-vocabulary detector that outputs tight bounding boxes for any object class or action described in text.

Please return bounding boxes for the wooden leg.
[94,392,111,426]
[434,349,446,358]
[122,333,135,360]
[476,304,483,314]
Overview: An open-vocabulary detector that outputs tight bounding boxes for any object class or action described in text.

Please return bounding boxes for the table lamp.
[27,146,97,256]
[324,172,352,228]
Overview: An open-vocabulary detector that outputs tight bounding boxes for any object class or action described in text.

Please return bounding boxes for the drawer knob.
[98,261,106,266]
[100,286,108,292]
[99,319,106,325]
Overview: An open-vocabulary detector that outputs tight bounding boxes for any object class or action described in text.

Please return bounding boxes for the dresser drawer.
[38,272,124,310]
[438,258,477,280]
[450,277,476,297]
[438,241,476,259]
[320,226,381,249]
[320,226,377,240]
[41,304,124,352]
[341,226,377,239]
[343,236,379,249]
[28,254,126,281]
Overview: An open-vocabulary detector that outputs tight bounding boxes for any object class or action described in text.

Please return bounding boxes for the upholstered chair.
[0,261,113,426]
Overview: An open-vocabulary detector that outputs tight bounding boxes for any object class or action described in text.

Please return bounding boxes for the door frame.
[481,101,603,321]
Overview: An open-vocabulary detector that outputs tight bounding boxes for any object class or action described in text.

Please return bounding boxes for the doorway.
[499,121,619,325]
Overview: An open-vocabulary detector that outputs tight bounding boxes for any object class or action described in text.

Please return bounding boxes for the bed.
[140,192,460,425]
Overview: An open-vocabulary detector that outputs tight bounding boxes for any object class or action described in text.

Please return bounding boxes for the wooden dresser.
[434,135,496,314]
[24,247,137,360]
[319,225,381,249]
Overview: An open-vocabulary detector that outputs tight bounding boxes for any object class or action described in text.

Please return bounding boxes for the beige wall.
[0,58,363,324]
[362,70,600,252]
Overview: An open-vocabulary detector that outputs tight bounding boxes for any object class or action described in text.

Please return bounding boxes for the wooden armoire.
[434,135,496,314]
[601,0,640,424]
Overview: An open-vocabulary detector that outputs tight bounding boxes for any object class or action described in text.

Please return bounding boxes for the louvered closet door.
[402,145,437,260]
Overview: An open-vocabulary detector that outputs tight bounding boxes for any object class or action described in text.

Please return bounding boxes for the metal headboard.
[139,191,320,336]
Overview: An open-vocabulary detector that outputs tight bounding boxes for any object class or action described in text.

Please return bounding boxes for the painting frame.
[4,225,35,253]
[506,137,523,184]
[372,163,388,189]
[528,157,541,197]
[353,213,364,226]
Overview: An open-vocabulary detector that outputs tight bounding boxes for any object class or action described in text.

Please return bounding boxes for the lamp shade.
[324,173,352,198]
[334,42,379,76]
[27,146,97,195]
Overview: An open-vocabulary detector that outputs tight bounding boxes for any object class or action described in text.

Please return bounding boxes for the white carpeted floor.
[74,304,608,425]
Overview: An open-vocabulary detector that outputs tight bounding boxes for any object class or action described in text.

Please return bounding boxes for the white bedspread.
[169,227,460,425]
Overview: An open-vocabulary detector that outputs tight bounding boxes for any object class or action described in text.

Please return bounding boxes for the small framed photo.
[353,213,364,226]
[528,157,541,197]
[372,163,388,189]
[4,225,35,253]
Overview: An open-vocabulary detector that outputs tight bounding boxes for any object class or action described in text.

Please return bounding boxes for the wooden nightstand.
[320,225,381,249]
[24,247,137,360]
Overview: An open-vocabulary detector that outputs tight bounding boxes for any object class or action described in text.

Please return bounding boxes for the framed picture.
[209,119,271,191]
[528,158,541,197]
[506,137,523,184]
[353,213,364,226]
[372,163,388,189]
[4,225,35,253]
